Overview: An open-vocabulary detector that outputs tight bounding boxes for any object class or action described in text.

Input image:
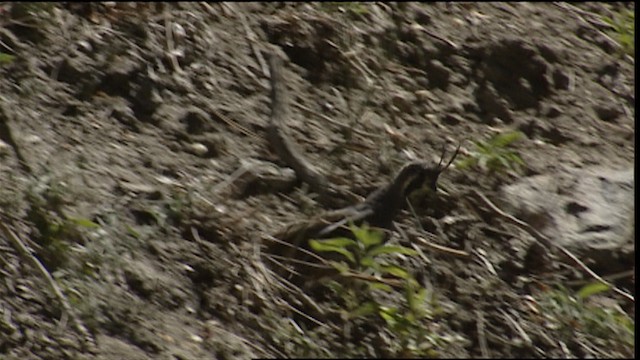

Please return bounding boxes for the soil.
[0,2,634,359]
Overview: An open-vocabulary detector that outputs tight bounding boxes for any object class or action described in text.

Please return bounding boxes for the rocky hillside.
[0,3,634,359]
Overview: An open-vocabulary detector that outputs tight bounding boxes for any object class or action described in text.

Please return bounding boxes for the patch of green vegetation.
[455,131,525,174]
[310,223,418,284]
[603,8,634,56]
[535,284,634,356]
[310,223,444,357]
[0,53,16,65]
[26,180,99,270]
[165,190,192,225]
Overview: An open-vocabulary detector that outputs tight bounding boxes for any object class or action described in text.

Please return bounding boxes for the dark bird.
[264,145,460,278]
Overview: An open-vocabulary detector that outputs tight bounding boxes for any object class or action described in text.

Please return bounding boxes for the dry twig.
[163,10,182,73]
[266,51,330,195]
[476,310,490,358]
[499,308,533,346]
[416,236,470,257]
[238,9,269,77]
[418,26,459,50]
[222,2,269,77]
[206,105,262,141]
[0,217,95,350]
[554,2,634,63]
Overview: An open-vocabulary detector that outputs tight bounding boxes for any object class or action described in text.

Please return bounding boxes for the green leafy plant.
[26,180,100,270]
[456,131,525,173]
[603,8,634,56]
[310,224,440,357]
[534,284,634,356]
[309,223,417,284]
[0,53,16,65]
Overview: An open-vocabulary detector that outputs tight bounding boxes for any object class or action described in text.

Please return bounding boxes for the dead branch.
[416,236,470,257]
[0,217,95,350]
[554,2,634,63]
[266,51,330,195]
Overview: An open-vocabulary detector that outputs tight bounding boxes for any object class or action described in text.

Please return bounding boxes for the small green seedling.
[456,131,525,173]
[310,223,440,357]
[603,8,634,56]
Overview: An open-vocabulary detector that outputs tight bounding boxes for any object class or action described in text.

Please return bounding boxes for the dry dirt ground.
[0,2,634,359]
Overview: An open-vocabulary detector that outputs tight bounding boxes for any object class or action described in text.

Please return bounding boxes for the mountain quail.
[264,145,460,279]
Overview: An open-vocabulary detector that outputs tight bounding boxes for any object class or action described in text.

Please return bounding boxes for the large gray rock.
[499,166,634,271]
[234,158,297,197]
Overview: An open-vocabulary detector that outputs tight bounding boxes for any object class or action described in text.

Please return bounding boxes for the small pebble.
[186,143,208,156]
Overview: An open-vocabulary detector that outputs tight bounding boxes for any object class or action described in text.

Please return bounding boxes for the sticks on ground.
[468,189,634,303]
[0,217,95,350]
[266,51,330,196]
